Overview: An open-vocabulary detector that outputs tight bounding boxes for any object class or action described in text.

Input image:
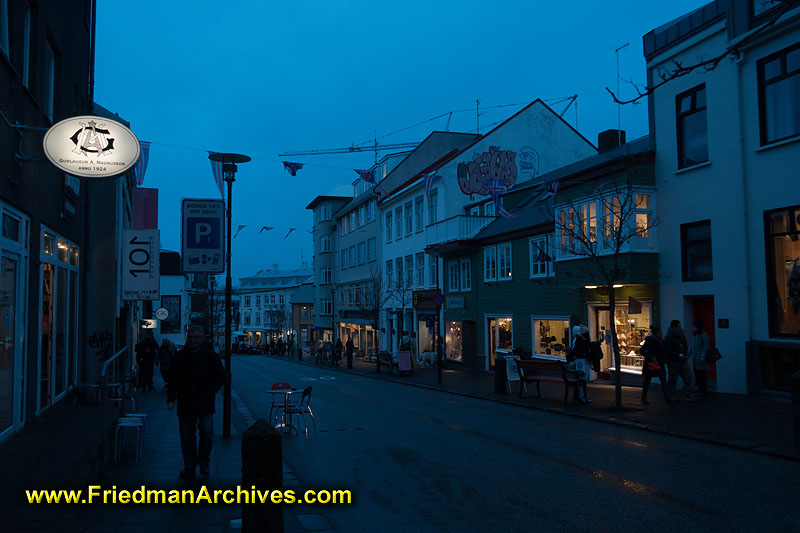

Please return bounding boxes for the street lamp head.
[208,152,251,164]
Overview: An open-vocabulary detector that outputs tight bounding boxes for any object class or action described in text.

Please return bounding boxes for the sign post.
[121,229,160,301]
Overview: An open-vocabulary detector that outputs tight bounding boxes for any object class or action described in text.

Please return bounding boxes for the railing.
[100,347,129,443]
[425,215,495,245]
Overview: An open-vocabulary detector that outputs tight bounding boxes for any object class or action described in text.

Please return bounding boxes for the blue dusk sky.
[94,0,707,281]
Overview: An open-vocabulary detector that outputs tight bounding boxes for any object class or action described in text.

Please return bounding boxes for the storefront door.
[591,303,651,373]
[486,317,513,370]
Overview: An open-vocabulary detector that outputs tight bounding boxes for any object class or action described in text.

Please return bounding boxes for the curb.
[259,354,800,463]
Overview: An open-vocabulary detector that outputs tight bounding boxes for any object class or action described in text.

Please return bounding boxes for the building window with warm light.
[532,318,570,358]
[766,206,800,337]
[445,321,463,362]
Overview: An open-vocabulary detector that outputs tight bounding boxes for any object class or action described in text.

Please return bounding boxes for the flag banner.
[283,161,304,176]
[234,224,246,239]
[133,187,158,229]
[208,152,225,199]
[486,179,517,219]
[284,228,296,240]
[258,226,274,235]
[536,245,552,263]
[424,172,442,198]
[135,141,151,186]
[354,168,376,183]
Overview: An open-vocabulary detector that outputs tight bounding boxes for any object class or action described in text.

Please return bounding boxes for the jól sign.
[121,229,160,301]
[43,115,140,178]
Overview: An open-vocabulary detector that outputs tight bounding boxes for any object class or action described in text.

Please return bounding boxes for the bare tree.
[542,151,658,410]
[606,1,797,105]
[389,265,415,338]
[360,266,393,340]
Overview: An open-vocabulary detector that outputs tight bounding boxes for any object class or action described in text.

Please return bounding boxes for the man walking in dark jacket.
[167,325,225,479]
[665,319,695,401]
[135,330,159,391]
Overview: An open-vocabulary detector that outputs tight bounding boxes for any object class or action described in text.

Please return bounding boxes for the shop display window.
[533,318,570,358]
[445,321,463,362]
[766,207,800,336]
[613,304,651,369]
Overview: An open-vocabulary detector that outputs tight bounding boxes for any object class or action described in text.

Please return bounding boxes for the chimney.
[598,129,626,152]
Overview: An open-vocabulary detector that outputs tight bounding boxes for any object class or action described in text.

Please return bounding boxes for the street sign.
[155,307,169,320]
[181,198,225,273]
[432,292,445,306]
[121,229,160,300]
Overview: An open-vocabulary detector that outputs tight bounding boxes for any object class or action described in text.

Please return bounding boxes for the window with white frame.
[358,205,365,226]
[244,296,251,306]
[395,207,403,238]
[415,197,423,231]
[321,203,332,220]
[404,201,413,236]
[357,241,365,265]
[321,267,332,284]
[321,298,332,315]
[405,255,413,285]
[532,317,571,358]
[415,253,425,287]
[529,235,554,277]
[428,254,437,286]
[269,294,276,305]
[367,237,376,262]
[386,260,393,287]
[484,247,497,281]
[279,293,284,305]
[634,194,652,237]
[255,295,261,307]
[498,243,512,280]
[349,245,356,267]
[255,313,261,325]
[244,311,251,325]
[470,206,480,216]
[341,215,349,234]
[321,236,332,252]
[350,212,357,230]
[341,249,347,269]
[385,212,392,241]
[484,202,495,217]
[460,259,472,291]
[580,201,598,243]
[395,258,403,288]
[448,261,460,292]
[428,189,438,224]
[602,196,621,244]
[368,201,375,221]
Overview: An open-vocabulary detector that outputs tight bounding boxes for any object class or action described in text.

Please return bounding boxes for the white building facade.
[645,0,800,394]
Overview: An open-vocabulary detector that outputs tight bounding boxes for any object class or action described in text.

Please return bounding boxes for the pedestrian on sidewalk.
[277,337,285,356]
[157,338,176,390]
[346,336,354,369]
[665,319,695,401]
[690,321,711,398]
[640,326,670,405]
[135,330,159,391]
[567,325,592,404]
[167,325,225,480]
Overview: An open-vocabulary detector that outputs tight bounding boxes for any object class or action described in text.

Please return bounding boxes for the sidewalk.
[274,353,798,460]
[0,375,334,532]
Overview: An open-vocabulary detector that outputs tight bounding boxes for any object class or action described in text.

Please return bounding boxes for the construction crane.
[279,140,420,164]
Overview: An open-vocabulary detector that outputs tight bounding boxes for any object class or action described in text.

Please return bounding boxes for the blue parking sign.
[187,217,221,249]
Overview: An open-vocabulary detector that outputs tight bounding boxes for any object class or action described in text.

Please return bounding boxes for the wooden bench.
[376,352,398,374]
[516,359,585,405]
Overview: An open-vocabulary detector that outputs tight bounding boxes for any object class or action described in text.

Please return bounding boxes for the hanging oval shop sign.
[43,115,141,178]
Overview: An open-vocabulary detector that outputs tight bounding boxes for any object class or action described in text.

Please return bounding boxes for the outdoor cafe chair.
[268,382,295,425]
[283,386,316,436]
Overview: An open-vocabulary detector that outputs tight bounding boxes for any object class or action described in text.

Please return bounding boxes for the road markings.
[319,376,336,380]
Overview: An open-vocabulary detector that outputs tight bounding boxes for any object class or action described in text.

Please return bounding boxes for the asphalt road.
[231,355,800,533]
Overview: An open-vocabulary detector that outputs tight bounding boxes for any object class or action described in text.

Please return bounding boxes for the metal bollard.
[242,420,284,532]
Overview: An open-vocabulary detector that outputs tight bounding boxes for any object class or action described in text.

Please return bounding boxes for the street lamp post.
[208,152,250,439]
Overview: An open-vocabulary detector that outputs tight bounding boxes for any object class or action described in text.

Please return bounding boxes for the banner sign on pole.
[121,229,160,300]
[133,187,159,229]
[181,198,225,273]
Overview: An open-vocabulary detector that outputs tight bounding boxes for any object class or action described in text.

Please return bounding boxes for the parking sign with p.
[181,199,225,273]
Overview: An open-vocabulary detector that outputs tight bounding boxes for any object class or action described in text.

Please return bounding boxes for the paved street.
[232,355,800,532]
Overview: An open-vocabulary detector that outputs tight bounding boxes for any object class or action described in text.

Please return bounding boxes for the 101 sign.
[122,229,160,301]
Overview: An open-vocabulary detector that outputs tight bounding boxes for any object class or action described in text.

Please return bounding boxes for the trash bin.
[494,349,512,394]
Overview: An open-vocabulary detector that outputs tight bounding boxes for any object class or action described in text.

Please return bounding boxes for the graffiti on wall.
[457,148,518,198]
[517,146,540,179]
[88,330,113,360]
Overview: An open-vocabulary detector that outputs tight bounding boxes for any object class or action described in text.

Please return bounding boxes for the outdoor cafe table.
[268,388,298,433]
